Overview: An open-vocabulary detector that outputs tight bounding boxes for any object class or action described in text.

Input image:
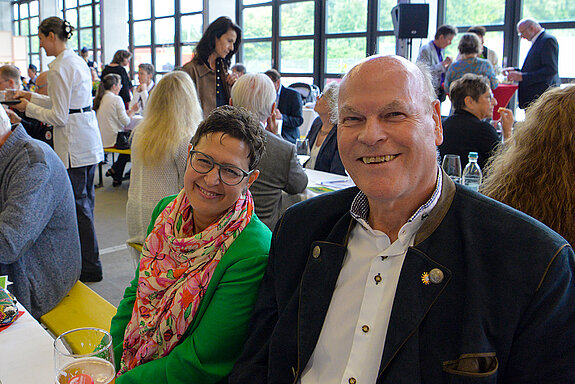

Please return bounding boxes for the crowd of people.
[1,11,573,384]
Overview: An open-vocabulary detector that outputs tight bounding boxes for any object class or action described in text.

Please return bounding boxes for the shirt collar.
[350,167,443,232]
[531,28,544,43]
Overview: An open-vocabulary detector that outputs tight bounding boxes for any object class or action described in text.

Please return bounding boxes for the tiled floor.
[83,165,135,307]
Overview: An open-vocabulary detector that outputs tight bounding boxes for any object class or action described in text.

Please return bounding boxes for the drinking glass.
[54,327,115,384]
[295,138,310,166]
[442,154,462,183]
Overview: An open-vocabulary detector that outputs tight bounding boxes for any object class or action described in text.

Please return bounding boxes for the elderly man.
[440,73,513,170]
[0,107,81,319]
[504,18,560,109]
[417,24,458,102]
[230,73,307,229]
[0,65,53,147]
[230,55,575,383]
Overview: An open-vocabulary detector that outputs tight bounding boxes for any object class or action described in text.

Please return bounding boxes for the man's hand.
[5,108,22,125]
[265,113,279,135]
[273,108,282,120]
[11,98,28,112]
[442,56,453,69]
[505,70,523,82]
[136,82,147,93]
[226,73,239,86]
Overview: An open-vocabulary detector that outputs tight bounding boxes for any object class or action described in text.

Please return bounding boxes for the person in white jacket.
[12,16,104,282]
[94,73,136,186]
[129,63,155,116]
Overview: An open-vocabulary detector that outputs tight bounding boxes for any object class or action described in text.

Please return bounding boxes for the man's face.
[338,56,442,208]
[0,76,16,91]
[517,23,535,41]
[137,68,152,85]
[436,33,455,49]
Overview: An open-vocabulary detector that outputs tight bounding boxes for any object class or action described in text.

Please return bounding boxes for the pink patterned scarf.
[118,189,253,375]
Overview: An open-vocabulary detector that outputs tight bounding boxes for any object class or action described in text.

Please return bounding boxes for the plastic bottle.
[462,152,482,192]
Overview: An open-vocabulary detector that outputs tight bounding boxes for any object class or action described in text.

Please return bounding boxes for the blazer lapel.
[298,212,354,371]
[378,246,452,377]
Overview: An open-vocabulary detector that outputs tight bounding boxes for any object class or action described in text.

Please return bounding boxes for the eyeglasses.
[189,150,253,186]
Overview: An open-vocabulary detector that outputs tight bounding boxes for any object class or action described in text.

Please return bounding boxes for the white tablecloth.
[0,303,54,384]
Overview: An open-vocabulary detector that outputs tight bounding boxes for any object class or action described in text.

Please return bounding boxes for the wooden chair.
[40,281,117,337]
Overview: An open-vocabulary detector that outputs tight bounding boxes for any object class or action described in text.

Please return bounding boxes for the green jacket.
[110,195,271,383]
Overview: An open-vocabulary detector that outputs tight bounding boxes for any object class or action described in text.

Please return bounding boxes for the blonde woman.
[481,85,575,245]
[126,71,203,264]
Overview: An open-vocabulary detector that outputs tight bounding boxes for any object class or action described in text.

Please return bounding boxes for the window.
[61,0,101,68]
[128,0,204,79]
[237,0,398,89]
[11,0,41,69]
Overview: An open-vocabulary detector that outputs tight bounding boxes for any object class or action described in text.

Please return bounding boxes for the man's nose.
[358,118,386,145]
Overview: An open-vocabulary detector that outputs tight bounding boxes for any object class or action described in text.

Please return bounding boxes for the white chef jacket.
[96,91,131,148]
[26,48,103,168]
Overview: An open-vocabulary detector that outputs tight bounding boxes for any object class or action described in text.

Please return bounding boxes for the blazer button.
[312,246,321,258]
[429,268,444,284]
[349,378,357,384]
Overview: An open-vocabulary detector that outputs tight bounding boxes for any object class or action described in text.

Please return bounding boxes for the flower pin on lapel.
[421,272,430,285]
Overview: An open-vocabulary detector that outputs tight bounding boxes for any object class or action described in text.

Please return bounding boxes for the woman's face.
[122,57,131,67]
[38,32,56,57]
[214,29,237,59]
[314,93,329,115]
[184,132,258,230]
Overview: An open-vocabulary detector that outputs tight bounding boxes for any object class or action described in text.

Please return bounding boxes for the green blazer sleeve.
[110,195,271,384]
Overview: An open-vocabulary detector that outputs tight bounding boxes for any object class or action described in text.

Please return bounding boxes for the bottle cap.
[468,152,478,160]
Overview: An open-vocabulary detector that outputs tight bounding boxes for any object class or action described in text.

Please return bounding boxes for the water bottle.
[462,152,482,192]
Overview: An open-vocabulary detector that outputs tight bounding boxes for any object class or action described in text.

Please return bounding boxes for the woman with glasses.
[304,82,346,175]
[110,105,270,384]
[182,16,242,117]
[126,71,202,266]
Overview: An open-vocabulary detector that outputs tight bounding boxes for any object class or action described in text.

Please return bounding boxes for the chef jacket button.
[361,325,369,333]
[374,273,382,284]
[349,378,357,384]
[429,268,444,284]
[312,246,321,258]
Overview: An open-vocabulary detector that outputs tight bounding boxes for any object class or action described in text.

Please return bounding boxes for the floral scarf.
[118,189,253,375]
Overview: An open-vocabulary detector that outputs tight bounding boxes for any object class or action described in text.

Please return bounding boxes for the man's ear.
[229,98,233,106]
[270,102,276,115]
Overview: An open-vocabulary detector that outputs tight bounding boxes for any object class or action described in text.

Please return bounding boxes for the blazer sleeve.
[280,89,304,128]
[115,254,268,384]
[522,37,559,87]
[503,244,575,383]
[283,144,308,194]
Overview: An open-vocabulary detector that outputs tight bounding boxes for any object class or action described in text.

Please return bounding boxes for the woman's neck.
[463,53,478,59]
[207,53,217,70]
[53,41,67,57]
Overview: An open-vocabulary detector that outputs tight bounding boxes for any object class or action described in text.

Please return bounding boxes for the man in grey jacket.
[0,106,81,318]
[230,73,308,230]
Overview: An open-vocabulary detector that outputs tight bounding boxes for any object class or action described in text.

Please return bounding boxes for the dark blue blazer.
[230,176,575,383]
[305,117,346,176]
[278,85,303,144]
[519,31,561,109]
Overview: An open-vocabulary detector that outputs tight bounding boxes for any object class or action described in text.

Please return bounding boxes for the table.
[492,83,518,120]
[300,108,318,138]
[282,168,355,211]
[0,303,54,384]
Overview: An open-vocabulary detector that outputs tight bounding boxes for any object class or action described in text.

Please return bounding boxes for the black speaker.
[391,3,429,39]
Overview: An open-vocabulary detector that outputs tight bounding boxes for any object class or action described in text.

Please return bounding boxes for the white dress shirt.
[129,80,154,116]
[25,48,103,168]
[96,91,131,148]
[301,170,443,384]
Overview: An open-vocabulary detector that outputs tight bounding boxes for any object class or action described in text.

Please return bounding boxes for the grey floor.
[84,163,137,307]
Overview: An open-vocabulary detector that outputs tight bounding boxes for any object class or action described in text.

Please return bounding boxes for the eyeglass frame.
[188,149,254,186]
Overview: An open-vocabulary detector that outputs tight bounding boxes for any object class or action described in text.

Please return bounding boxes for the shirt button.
[312,246,321,258]
[349,378,357,384]
[361,325,369,333]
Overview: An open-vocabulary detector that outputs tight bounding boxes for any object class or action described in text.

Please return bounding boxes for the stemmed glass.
[54,327,115,384]
[442,154,462,183]
[295,138,310,166]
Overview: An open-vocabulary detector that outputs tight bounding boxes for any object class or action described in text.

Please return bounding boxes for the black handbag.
[115,131,131,149]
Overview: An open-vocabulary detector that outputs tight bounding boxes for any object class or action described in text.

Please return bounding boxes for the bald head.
[35,72,49,95]
[517,18,542,41]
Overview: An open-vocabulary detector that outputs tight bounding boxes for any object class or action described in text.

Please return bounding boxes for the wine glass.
[54,327,115,384]
[295,138,310,166]
[442,154,462,183]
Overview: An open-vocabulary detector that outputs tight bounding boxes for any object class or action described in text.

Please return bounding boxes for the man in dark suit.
[230,55,575,383]
[505,18,560,109]
[440,73,513,170]
[265,69,304,144]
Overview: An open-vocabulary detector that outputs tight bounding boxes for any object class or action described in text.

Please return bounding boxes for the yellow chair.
[40,281,117,337]
[127,242,143,254]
